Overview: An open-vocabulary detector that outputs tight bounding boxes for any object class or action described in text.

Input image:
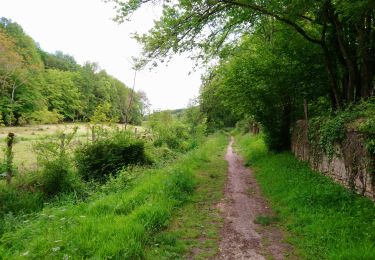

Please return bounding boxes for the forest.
[0,17,146,126]
[1,0,375,259]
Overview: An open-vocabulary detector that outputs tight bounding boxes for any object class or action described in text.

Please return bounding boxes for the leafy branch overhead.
[112,0,374,107]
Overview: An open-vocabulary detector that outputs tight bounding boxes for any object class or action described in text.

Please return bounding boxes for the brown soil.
[215,137,295,260]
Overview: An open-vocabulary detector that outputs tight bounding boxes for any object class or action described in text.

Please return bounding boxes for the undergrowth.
[236,134,375,259]
[309,97,375,157]
[0,134,227,259]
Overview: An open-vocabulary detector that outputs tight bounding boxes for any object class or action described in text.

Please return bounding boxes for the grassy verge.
[235,134,375,259]
[146,134,228,259]
[0,134,228,259]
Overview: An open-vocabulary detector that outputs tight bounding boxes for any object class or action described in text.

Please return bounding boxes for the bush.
[39,157,82,198]
[76,131,149,181]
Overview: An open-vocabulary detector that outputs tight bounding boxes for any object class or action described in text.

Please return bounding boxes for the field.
[0,123,141,172]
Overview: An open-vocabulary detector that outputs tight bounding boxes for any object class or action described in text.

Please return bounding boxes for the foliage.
[27,109,63,125]
[113,0,374,106]
[0,18,147,126]
[75,131,148,181]
[111,0,374,152]
[309,98,375,157]
[0,113,4,126]
[90,102,114,124]
[38,157,82,198]
[200,23,328,151]
[148,111,191,151]
[31,128,84,197]
[359,117,375,155]
[0,134,225,259]
[236,134,375,259]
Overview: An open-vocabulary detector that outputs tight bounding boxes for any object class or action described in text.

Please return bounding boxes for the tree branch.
[219,0,323,45]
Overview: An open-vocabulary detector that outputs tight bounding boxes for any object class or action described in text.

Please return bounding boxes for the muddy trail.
[216,137,294,260]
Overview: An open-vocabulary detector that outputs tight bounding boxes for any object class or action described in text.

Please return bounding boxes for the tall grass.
[146,133,228,259]
[0,134,227,259]
[236,134,375,259]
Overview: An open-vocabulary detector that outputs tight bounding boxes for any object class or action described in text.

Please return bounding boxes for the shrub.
[76,131,149,181]
[32,128,83,197]
[39,157,82,198]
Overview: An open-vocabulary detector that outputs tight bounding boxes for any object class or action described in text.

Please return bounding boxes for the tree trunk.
[321,43,341,109]
[280,103,292,151]
[357,14,373,99]
[332,14,358,103]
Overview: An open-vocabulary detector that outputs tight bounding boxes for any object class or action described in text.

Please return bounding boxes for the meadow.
[0,123,141,172]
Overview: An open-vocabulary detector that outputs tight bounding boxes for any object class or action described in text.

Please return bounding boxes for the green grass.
[0,134,228,259]
[146,134,228,259]
[0,123,141,172]
[236,134,375,259]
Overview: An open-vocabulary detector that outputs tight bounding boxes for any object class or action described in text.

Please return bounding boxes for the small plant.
[33,128,82,197]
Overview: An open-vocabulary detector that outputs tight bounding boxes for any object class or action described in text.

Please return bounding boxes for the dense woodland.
[112,0,375,151]
[0,17,146,126]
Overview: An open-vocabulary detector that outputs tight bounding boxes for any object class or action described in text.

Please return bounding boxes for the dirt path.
[216,137,294,260]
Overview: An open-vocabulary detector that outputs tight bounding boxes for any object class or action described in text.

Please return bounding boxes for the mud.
[216,137,294,260]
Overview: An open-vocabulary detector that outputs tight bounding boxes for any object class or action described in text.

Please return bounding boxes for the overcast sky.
[0,0,204,110]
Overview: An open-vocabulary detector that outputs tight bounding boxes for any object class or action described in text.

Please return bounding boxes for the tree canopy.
[0,18,147,126]
[111,0,374,150]
[112,0,374,106]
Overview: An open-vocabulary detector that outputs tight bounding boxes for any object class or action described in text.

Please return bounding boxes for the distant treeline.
[0,17,148,126]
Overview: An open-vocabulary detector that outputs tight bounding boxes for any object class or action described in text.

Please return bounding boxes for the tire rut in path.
[216,137,294,260]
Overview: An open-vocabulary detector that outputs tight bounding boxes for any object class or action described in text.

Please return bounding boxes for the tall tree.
[111,0,375,107]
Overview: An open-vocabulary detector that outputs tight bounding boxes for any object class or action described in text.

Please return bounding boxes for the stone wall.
[291,120,374,200]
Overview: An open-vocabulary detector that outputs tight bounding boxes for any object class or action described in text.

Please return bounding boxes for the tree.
[138,90,151,117]
[200,22,328,150]
[0,17,146,126]
[0,29,27,125]
[43,69,82,121]
[39,50,79,71]
[111,0,375,107]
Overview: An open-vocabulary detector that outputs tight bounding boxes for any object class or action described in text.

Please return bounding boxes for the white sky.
[0,0,204,110]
